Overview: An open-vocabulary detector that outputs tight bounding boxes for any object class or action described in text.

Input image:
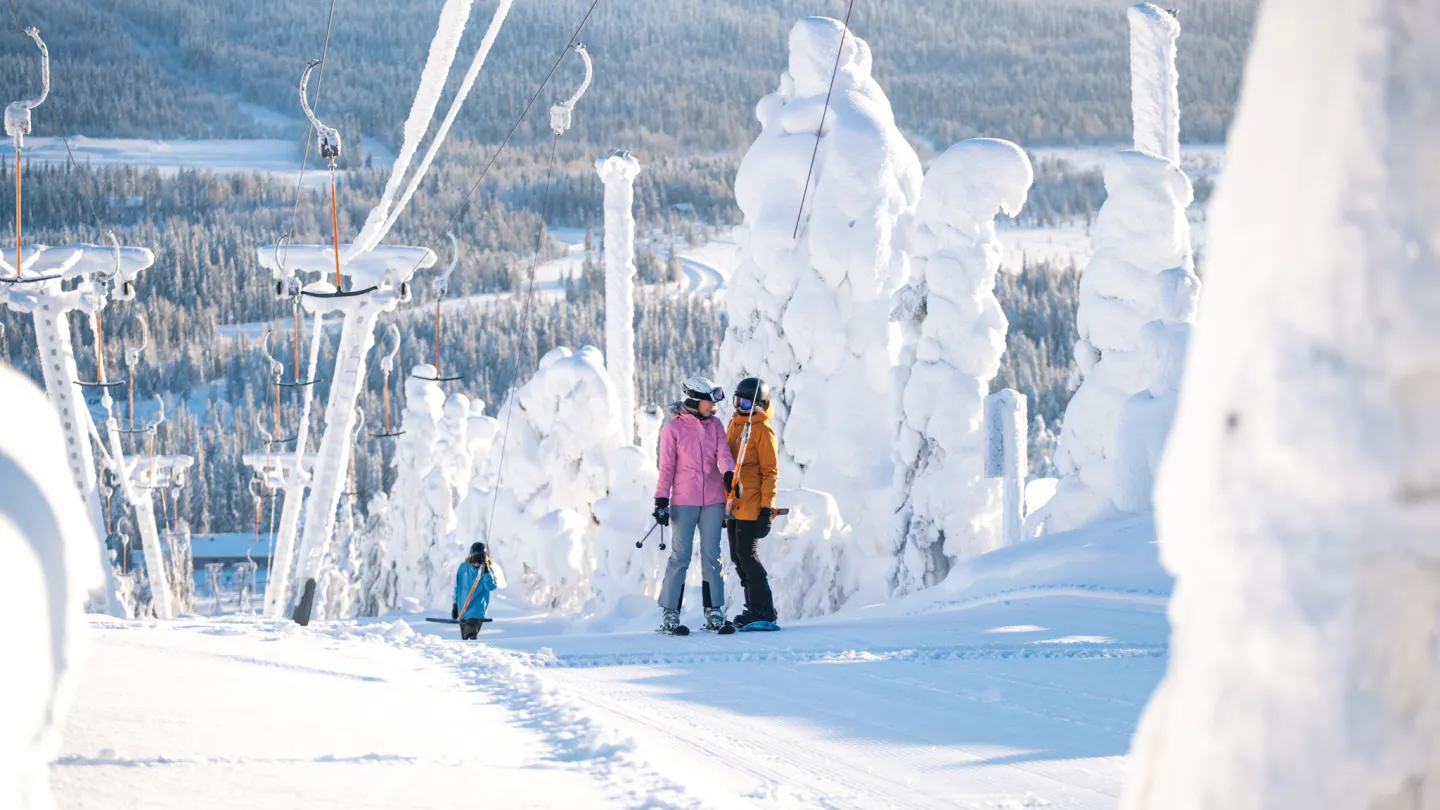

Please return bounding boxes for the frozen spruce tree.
[0,367,99,808]
[1121,1,1440,807]
[1040,5,1199,533]
[458,346,623,611]
[416,393,472,607]
[890,139,1033,594]
[719,16,922,553]
[386,367,445,607]
[354,493,399,616]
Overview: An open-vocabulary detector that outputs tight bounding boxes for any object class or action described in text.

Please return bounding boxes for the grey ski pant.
[657,504,726,611]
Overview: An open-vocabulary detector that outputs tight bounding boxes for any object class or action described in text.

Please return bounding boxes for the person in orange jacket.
[725,377,779,626]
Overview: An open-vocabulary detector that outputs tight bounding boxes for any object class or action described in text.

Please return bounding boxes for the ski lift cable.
[475,132,560,598]
[792,0,857,241]
[5,0,105,236]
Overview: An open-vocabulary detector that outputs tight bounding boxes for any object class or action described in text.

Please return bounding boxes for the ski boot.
[658,607,689,636]
[704,607,735,635]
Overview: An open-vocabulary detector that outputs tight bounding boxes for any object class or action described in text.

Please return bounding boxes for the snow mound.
[891,138,1033,594]
[720,15,923,564]
[0,366,100,809]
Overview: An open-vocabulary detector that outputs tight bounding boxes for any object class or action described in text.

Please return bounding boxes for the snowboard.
[737,621,780,632]
[657,624,691,636]
[425,618,494,625]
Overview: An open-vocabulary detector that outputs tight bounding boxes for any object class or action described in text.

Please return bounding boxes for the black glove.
[723,471,735,496]
[451,603,459,620]
[757,507,775,538]
[652,497,670,527]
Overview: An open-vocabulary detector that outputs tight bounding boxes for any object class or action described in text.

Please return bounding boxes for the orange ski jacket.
[725,404,778,521]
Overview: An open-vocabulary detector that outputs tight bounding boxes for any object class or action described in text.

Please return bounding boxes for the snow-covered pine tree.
[890,138,1033,595]
[719,16,922,560]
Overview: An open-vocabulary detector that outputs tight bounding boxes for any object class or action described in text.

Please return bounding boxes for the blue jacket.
[454,560,496,621]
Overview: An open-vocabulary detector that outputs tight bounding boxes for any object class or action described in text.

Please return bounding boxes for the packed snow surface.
[54,516,1170,809]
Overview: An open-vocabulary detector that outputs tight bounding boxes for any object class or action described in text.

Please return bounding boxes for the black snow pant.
[727,517,776,620]
[460,619,483,640]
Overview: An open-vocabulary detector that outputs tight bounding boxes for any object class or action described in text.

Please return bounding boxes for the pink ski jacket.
[655,411,736,507]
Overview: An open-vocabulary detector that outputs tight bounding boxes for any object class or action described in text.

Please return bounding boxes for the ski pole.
[636,522,660,549]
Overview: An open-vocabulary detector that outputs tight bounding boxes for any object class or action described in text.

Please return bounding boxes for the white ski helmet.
[682,375,725,404]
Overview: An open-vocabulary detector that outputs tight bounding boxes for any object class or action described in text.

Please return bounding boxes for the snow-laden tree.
[1041,6,1198,534]
[457,346,623,611]
[1121,2,1440,807]
[586,444,662,618]
[0,367,99,809]
[415,393,472,607]
[719,15,922,555]
[1041,150,1197,533]
[889,138,1033,595]
[354,493,399,617]
[387,367,446,607]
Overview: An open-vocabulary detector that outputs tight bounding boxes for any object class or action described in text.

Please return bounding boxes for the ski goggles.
[735,396,757,412]
[703,386,725,403]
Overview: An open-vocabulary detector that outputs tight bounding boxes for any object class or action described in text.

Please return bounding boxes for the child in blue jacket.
[452,542,496,640]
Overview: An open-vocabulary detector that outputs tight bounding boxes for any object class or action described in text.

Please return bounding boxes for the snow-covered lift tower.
[596,150,641,444]
[257,244,437,624]
[1128,4,1181,162]
[0,242,153,617]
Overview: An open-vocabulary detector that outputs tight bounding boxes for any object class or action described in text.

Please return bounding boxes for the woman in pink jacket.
[653,376,736,635]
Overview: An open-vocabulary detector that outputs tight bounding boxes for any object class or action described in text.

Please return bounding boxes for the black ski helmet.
[469,541,487,557]
[734,377,769,410]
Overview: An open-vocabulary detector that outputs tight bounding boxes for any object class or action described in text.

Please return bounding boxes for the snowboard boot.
[460,619,482,640]
[731,609,757,629]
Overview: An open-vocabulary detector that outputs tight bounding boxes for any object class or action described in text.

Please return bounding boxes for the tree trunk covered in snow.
[597,152,641,445]
[889,139,1032,594]
[1042,6,1198,535]
[1122,2,1440,808]
[719,16,922,559]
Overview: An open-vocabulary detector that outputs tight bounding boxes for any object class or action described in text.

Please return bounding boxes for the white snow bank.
[1121,1,1440,807]
[1042,148,1197,534]
[890,138,1033,595]
[719,16,922,563]
[0,366,99,809]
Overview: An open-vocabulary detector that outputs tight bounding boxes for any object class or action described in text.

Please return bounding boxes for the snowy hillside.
[55,517,1168,810]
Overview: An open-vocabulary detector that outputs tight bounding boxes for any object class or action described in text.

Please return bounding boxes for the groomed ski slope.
[53,517,1170,809]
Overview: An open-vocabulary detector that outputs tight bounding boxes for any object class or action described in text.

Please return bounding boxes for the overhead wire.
[792,0,857,240]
